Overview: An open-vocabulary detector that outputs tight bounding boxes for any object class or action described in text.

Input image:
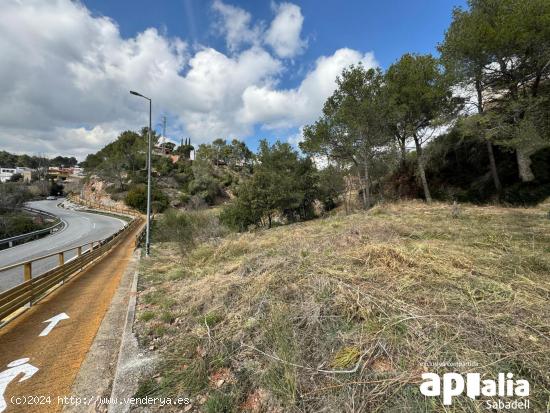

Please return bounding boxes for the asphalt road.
[0,199,126,293]
[0,217,142,413]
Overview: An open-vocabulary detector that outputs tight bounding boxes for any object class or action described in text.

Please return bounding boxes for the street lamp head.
[130,90,150,100]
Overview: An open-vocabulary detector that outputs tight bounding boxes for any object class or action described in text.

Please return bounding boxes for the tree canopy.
[220,140,318,230]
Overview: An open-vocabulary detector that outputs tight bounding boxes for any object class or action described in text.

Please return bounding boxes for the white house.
[0,167,17,183]
[0,167,33,183]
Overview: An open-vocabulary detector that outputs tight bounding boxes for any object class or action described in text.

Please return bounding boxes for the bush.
[154,156,176,176]
[8,173,23,182]
[0,212,48,239]
[189,175,222,205]
[125,184,169,213]
[220,140,320,230]
[0,183,33,210]
[105,184,125,194]
[154,209,227,252]
[186,195,208,211]
[179,193,190,205]
[154,209,194,246]
[502,182,550,206]
[219,199,259,232]
[317,166,345,211]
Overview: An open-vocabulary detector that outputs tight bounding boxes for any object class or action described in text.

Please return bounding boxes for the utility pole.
[130,90,152,257]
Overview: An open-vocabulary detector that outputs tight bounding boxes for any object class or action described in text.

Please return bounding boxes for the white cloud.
[0,0,190,158]
[265,2,307,58]
[212,0,306,58]
[0,0,377,160]
[239,48,378,128]
[212,0,261,52]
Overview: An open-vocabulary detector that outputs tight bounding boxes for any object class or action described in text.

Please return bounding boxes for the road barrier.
[0,206,65,249]
[0,200,144,323]
[68,193,147,250]
[67,194,140,217]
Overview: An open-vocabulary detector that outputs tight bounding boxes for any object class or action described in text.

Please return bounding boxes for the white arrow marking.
[0,358,39,412]
[39,313,69,337]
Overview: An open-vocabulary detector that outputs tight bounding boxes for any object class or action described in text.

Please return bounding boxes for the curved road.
[0,199,126,293]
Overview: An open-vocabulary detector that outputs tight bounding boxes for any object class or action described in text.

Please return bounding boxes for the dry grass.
[135,200,550,412]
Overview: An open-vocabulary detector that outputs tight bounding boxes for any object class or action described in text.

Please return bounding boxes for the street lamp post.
[130,90,152,256]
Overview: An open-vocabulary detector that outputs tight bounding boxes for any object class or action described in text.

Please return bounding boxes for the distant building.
[0,167,17,183]
[48,166,72,179]
[0,167,33,183]
[17,167,33,183]
[71,167,84,176]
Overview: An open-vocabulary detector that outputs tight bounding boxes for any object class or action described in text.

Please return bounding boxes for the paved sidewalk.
[0,223,143,413]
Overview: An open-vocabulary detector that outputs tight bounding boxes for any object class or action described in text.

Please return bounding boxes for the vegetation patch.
[135,200,550,412]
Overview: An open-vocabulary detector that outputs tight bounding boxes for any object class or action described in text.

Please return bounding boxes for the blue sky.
[0,0,467,158]
[84,0,466,151]
[85,0,465,70]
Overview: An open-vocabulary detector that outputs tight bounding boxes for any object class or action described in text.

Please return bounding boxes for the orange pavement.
[0,223,143,413]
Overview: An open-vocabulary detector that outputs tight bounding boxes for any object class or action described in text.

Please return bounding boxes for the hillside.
[134,200,550,412]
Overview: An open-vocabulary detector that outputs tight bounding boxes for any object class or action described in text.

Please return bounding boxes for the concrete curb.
[108,252,157,413]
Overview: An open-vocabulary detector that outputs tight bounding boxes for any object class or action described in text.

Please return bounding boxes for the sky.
[0,0,466,160]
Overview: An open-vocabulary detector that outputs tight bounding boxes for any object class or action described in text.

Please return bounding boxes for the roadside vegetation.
[0,211,50,240]
[0,183,50,240]
[135,200,550,412]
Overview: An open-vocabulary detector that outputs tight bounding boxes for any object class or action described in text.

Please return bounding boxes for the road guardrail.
[68,194,147,250]
[0,206,65,249]
[67,194,140,217]
[0,220,64,249]
[0,200,144,323]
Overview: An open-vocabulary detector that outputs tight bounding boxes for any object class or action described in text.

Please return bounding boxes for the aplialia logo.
[420,372,530,409]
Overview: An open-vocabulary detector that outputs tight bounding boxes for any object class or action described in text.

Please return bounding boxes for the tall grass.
[153,209,228,254]
[137,200,550,412]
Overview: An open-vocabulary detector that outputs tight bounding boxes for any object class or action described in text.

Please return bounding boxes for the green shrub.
[186,195,208,210]
[0,183,33,210]
[178,193,190,205]
[220,140,319,230]
[189,175,222,205]
[502,182,550,206]
[154,209,194,246]
[219,200,259,232]
[0,213,49,239]
[154,209,227,252]
[154,156,176,175]
[125,184,169,213]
